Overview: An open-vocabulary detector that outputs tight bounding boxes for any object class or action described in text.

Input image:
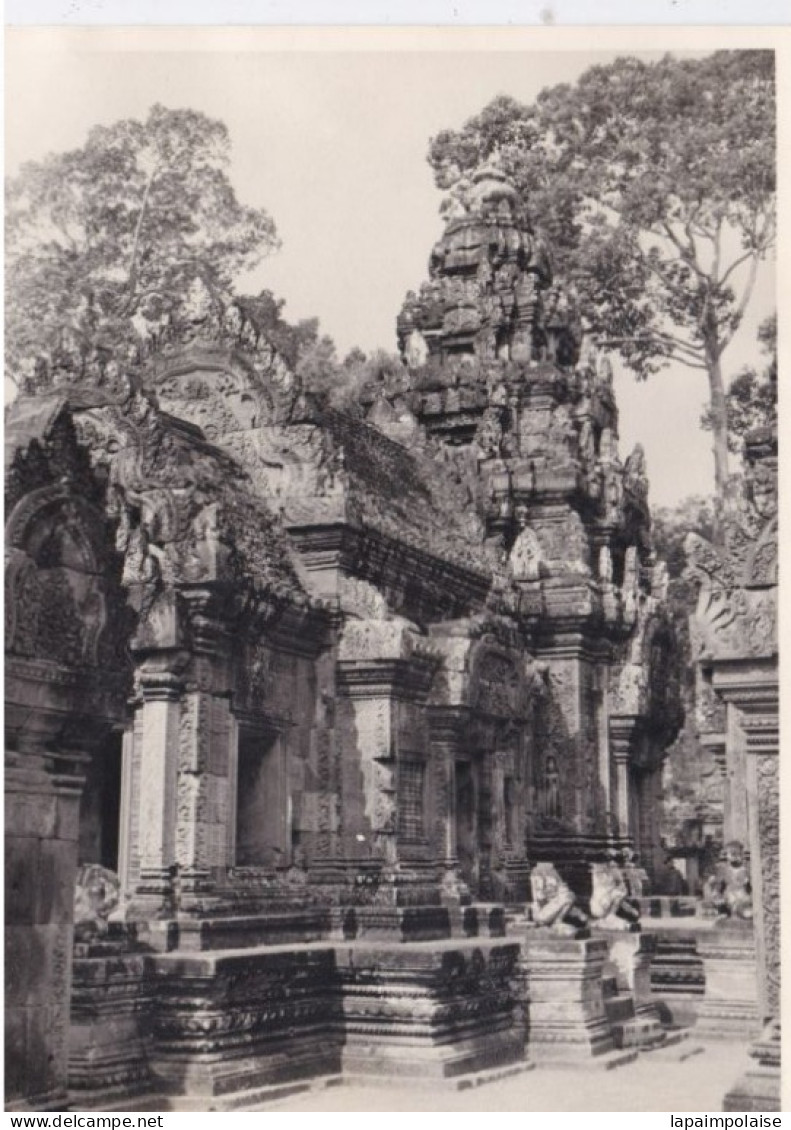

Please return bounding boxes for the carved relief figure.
[542,755,561,820]
[509,524,543,581]
[598,545,614,584]
[547,403,576,460]
[404,329,429,370]
[623,546,640,622]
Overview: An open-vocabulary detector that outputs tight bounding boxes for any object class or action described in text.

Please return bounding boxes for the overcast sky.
[5,28,777,508]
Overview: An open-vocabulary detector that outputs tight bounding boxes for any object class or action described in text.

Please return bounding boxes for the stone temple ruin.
[5,163,779,1111]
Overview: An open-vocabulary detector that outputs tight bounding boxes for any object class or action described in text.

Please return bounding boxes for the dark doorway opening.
[455,759,478,893]
[235,727,287,868]
[78,730,123,871]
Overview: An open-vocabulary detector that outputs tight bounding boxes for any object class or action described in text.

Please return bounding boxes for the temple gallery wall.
[5,163,779,1112]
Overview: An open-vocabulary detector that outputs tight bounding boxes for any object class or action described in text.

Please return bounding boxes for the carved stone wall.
[5,166,686,1107]
[5,404,133,1110]
[687,427,779,1109]
[4,391,331,1107]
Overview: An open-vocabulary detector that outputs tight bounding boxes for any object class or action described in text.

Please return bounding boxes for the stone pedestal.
[525,934,628,1063]
[338,939,524,1080]
[723,1020,781,1113]
[696,920,760,1041]
[343,903,451,942]
[647,927,705,1027]
[68,933,154,1109]
[598,932,666,1051]
[140,936,524,1107]
[147,947,343,1110]
[604,932,655,1010]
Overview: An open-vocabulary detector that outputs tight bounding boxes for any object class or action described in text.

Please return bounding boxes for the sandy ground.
[269,1041,759,1113]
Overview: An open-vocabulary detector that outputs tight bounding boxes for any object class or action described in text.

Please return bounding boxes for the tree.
[292,339,407,416]
[701,313,777,456]
[652,494,721,870]
[294,329,341,398]
[6,104,279,391]
[428,51,776,498]
[652,495,717,581]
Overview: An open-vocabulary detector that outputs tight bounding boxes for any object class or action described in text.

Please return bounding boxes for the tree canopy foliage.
[295,341,405,414]
[6,104,279,390]
[428,51,776,496]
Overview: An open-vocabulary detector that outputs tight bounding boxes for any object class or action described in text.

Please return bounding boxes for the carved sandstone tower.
[372,159,683,886]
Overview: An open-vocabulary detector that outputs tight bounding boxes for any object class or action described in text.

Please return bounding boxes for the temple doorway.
[235,727,288,868]
[78,730,124,871]
[455,759,479,892]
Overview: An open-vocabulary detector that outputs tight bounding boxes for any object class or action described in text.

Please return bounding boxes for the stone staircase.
[649,933,705,997]
[602,973,667,1051]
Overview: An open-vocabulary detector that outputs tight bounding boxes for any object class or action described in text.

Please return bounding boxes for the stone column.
[700,732,727,842]
[116,727,135,909]
[174,591,234,899]
[595,663,613,828]
[336,620,437,871]
[129,652,187,915]
[5,732,84,1111]
[335,619,441,935]
[336,680,398,865]
[725,703,750,849]
[427,707,468,878]
[608,717,635,848]
[637,768,664,883]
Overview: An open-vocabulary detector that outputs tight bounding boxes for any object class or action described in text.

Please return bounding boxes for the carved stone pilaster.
[128,652,189,913]
[709,662,779,1110]
[711,666,779,1019]
[335,619,440,880]
[608,716,636,847]
[427,706,469,878]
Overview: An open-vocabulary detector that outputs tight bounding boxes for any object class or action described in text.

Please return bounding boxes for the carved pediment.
[147,346,303,440]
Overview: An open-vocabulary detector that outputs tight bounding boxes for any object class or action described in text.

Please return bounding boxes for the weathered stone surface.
[723,1020,781,1112]
[147,946,343,1102]
[686,426,779,1108]
[338,939,524,1080]
[68,940,155,1109]
[524,935,616,1061]
[695,921,760,1042]
[5,160,692,1111]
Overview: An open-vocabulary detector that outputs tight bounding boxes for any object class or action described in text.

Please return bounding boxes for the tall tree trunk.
[706,347,731,502]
